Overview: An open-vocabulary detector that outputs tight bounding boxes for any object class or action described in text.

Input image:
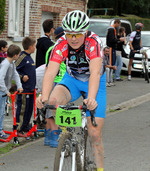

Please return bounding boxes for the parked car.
[122,31,150,73]
[88,18,132,47]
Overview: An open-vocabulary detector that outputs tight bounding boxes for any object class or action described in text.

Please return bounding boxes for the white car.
[122,31,150,73]
[88,18,132,47]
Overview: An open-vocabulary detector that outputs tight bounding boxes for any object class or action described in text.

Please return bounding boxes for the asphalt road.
[0,101,150,171]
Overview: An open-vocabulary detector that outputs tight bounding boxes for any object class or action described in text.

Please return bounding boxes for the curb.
[0,132,44,149]
[106,92,150,112]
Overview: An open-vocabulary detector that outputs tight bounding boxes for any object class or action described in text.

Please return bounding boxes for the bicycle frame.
[58,112,87,171]
[134,49,150,83]
[39,104,97,171]
[140,52,149,72]
[140,49,150,72]
[58,137,77,171]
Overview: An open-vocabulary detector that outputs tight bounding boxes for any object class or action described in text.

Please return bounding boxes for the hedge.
[0,0,6,34]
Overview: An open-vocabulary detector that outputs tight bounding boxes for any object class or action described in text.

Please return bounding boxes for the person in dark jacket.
[35,19,54,68]
[106,19,124,65]
[15,37,36,132]
[106,19,124,85]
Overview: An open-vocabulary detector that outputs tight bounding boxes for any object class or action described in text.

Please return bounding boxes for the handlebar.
[38,104,97,127]
[136,48,150,54]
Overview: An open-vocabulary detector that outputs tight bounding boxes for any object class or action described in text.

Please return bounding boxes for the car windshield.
[88,21,110,37]
[141,34,150,47]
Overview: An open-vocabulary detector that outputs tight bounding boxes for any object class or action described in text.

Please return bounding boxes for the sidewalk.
[1,76,150,148]
[106,76,150,111]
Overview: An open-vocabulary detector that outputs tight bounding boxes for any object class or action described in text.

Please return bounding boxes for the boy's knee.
[88,129,102,143]
[49,97,58,105]
[49,96,63,105]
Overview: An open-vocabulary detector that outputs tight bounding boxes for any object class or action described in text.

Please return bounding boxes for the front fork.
[59,141,77,171]
[72,143,76,171]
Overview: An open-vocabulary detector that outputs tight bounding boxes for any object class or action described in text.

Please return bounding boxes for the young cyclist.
[128,23,144,80]
[36,10,106,171]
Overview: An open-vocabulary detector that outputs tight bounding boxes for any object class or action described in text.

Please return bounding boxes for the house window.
[8,0,20,37]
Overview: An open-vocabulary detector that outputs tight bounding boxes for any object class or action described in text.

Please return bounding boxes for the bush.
[0,0,6,34]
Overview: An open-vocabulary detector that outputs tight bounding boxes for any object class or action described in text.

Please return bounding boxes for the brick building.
[0,0,88,43]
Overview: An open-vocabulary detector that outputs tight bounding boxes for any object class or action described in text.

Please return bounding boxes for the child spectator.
[36,27,66,147]
[0,40,8,63]
[15,37,36,133]
[103,47,117,87]
[0,44,23,138]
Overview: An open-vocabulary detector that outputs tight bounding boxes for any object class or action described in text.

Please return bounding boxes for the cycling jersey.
[45,44,66,83]
[130,31,141,50]
[49,31,103,82]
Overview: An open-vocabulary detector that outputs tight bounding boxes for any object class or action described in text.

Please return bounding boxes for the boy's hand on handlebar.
[36,96,48,109]
[36,96,44,109]
[83,97,97,111]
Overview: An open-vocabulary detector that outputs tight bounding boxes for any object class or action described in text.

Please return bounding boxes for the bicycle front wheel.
[144,61,149,83]
[53,132,80,171]
[79,127,96,171]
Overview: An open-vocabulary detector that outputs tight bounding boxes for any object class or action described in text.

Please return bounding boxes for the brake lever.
[90,109,97,127]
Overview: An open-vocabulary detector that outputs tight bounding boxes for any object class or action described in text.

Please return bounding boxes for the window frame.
[8,0,20,37]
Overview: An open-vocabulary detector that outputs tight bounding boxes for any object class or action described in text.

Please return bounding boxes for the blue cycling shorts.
[59,72,107,118]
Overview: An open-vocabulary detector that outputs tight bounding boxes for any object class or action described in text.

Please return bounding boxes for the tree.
[88,0,150,17]
[0,0,6,34]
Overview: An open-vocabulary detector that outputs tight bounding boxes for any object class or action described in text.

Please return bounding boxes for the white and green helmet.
[62,10,89,32]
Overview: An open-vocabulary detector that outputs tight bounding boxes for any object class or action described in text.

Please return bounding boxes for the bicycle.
[135,48,150,83]
[39,102,97,171]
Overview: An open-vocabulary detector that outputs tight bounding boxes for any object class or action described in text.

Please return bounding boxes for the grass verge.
[0,143,19,155]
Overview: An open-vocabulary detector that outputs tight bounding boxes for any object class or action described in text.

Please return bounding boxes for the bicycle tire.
[79,127,96,171]
[53,132,81,171]
[144,61,149,83]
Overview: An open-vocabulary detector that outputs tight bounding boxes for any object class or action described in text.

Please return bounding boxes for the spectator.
[103,47,117,87]
[36,27,66,147]
[106,19,124,85]
[115,27,126,81]
[15,37,36,133]
[0,40,8,63]
[128,23,144,81]
[0,44,23,138]
[35,19,54,68]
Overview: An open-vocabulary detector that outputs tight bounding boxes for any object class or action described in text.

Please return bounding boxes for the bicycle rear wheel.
[144,61,149,83]
[53,132,80,171]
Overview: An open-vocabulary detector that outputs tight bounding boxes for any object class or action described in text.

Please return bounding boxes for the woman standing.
[115,27,126,81]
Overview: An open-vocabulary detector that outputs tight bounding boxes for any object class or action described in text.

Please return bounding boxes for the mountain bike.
[39,102,97,171]
[135,49,150,83]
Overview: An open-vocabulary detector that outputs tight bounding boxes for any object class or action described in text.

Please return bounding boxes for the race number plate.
[55,107,82,127]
